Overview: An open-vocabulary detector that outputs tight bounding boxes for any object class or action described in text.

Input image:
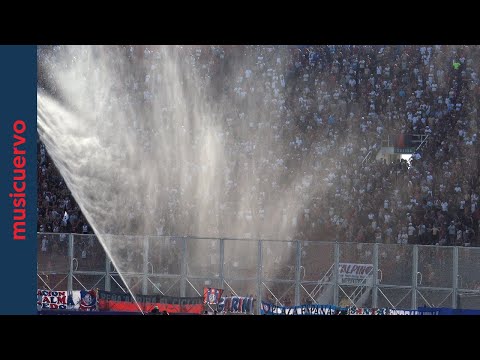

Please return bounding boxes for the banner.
[204,287,223,305]
[78,290,97,311]
[345,306,389,315]
[37,290,69,310]
[338,263,373,285]
[217,295,255,314]
[38,289,97,311]
[342,306,442,315]
[260,302,441,315]
[388,308,439,315]
[417,307,477,315]
[97,290,204,314]
[260,301,337,315]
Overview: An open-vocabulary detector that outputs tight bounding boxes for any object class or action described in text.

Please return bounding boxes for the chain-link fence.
[457,247,480,309]
[37,233,480,312]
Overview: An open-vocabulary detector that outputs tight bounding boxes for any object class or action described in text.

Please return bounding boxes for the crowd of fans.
[37,45,480,251]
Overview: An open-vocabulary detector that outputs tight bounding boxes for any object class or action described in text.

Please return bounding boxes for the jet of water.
[37,45,330,304]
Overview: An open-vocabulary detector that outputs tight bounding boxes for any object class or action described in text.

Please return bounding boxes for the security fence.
[37,233,480,313]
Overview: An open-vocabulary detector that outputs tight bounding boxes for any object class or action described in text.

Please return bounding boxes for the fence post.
[142,236,149,295]
[372,243,379,308]
[295,240,301,306]
[452,246,459,309]
[180,237,187,297]
[103,235,111,291]
[105,256,111,292]
[257,239,263,314]
[412,245,418,309]
[219,239,225,288]
[333,242,340,306]
[68,233,74,294]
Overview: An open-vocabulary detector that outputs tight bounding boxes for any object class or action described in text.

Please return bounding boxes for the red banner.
[97,290,204,314]
[98,299,203,313]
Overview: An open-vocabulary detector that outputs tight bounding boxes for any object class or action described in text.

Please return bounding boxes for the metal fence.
[37,233,480,313]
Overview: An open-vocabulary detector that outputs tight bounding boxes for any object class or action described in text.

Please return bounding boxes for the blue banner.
[0,46,37,314]
[418,307,480,315]
[260,302,443,315]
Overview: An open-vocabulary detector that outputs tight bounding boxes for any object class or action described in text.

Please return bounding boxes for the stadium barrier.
[37,233,480,313]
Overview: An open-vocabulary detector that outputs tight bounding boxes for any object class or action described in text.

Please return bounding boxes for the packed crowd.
[37,45,480,249]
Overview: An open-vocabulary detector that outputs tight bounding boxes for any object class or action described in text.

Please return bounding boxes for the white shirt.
[384,214,391,224]
[441,202,448,212]
[408,226,415,236]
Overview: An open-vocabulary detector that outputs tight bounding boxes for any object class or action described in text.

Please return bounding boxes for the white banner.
[37,290,83,310]
[261,302,337,315]
[389,309,439,315]
[338,263,373,285]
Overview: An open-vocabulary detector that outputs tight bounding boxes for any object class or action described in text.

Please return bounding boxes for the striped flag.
[203,287,223,305]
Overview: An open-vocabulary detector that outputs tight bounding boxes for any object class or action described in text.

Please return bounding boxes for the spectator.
[36,45,480,251]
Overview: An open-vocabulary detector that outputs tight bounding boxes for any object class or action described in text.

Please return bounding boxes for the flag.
[203,287,223,305]
[79,290,97,311]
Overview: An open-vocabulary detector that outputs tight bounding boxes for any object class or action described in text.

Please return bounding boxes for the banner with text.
[260,302,441,315]
[37,290,69,310]
[389,308,440,315]
[260,301,338,315]
[338,263,374,285]
[37,289,97,311]
[217,295,255,314]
